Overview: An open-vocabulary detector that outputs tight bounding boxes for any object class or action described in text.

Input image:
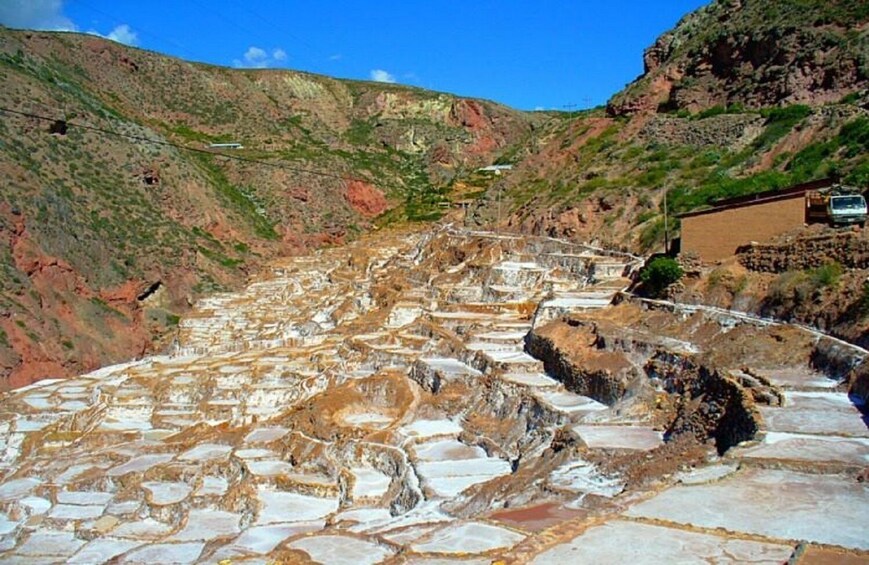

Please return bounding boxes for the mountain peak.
[608,0,868,116]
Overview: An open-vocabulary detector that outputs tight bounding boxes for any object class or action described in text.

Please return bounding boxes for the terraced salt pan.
[418,358,482,378]
[255,488,338,525]
[49,503,105,519]
[500,372,559,387]
[480,350,541,367]
[530,520,794,564]
[11,530,85,559]
[0,230,655,559]
[399,419,463,440]
[56,490,113,506]
[737,431,869,465]
[675,463,738,484]
[378,523,440,545]
[170,509,241,541]
[121,541,204,564]
[572,425,663,450]
[624,468,869,550]
[113,518,173,539]
[759,392,868,437]
[549,459,623,497]
[756,369,840,389]
[230,522,323,554]
[354,500,452,535]
[235,448,276,460]
[108,454,174,477]
[195,476,229,497]
[289,535,394,565]
[106,500,141,517]
[0,517,16,542]
[411,521,525,555]
[387,303,425,328]
[351,467,392,499]
[534,390,608,415]
[244,427,290,443]
[142,481,192,505]
[0,478,41,501]
[430,311,508,321]
[542,295,614,309]
[340,412,394,428]
[473,330,527,342]
[68,538,142,564]
[19,496,51,515]
[246,460,294,477]
[415,451,513,498]
[465,341,519,353]
[177,442,233,461]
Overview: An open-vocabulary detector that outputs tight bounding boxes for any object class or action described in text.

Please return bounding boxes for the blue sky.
[0,1,708,110]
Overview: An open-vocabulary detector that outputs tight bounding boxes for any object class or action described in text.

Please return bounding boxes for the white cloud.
[106,24,137,46]
[370,69,396,83]
[233,46,287,69]
[245,47,267,64]
[329,54,342,61]
[86,24,139,46]
[0,1,138,49]
[0,0,76,31]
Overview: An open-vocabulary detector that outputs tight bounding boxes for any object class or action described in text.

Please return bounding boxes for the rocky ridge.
[608,0,869,116]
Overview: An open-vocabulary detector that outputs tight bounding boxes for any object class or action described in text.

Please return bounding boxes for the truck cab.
[828,194,867,227]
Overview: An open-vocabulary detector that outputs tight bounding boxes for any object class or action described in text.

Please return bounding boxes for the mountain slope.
[469,0,868,249]
[608,0,868,115]
[0,27,536,387]
[1,0,867,388]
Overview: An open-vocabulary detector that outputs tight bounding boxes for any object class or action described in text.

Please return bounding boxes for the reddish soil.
[345,180,389,218]
[489,502,587,532]
[798,547,869,565]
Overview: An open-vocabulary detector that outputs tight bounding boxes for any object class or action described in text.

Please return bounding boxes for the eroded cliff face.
[525,304,794,455]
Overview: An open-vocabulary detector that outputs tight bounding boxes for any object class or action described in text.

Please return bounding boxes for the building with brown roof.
[678,178,834,263]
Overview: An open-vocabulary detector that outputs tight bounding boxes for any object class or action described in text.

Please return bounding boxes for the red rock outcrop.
[345,180,389,218]
[608,0,867,116]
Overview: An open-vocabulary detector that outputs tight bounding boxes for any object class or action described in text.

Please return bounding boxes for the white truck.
[807,186,867,228]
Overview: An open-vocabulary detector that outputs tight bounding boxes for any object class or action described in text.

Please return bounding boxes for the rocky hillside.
[469,0,868,250]
[608,0,868,116]
[1,0,867,388]
[0,27,536,387]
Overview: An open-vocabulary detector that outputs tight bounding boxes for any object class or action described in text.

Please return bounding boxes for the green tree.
[640,256,684,297]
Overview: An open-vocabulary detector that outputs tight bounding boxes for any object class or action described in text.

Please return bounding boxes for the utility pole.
[497,185,502,227]
[663,190,670,255]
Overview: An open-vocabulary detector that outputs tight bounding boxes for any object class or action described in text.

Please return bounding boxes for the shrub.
[693,103,746,120]
[753,104,812,149]
[640,256,683,297]
[839,117,869,157]
[845,160,869,186]
[811,261,843,288]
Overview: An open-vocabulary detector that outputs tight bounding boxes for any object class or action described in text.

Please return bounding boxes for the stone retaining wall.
[638,114,764,149]
[738,230,869,272]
